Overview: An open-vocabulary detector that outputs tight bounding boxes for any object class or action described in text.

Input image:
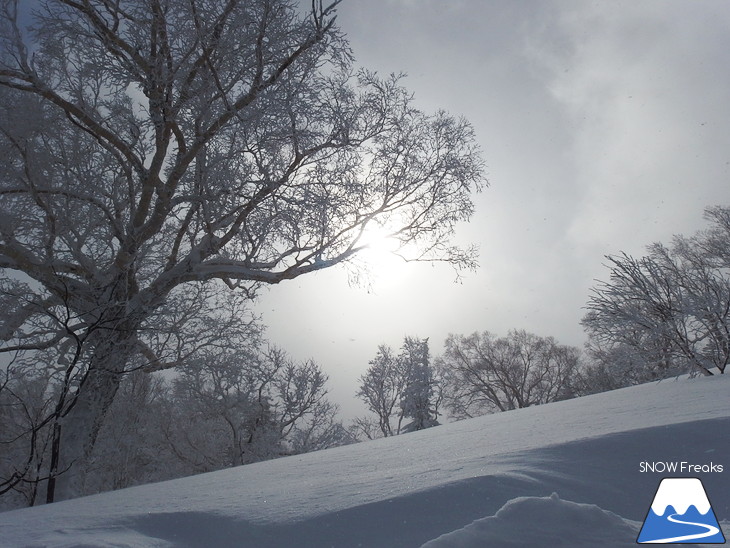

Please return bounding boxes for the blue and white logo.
[637,477,725,544]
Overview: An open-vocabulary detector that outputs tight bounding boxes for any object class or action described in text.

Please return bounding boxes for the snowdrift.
[422,493,642,547]
[1,374,728,547]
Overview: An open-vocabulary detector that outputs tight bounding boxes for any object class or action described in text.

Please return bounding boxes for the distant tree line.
[354,330,582,435]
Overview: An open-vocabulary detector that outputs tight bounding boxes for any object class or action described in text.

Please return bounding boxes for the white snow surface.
[1,375,728,547]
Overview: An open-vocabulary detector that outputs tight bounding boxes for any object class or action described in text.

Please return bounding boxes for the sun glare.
[355,223,407,287]
[359,223,400,254]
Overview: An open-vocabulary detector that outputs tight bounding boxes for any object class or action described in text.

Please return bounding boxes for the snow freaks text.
[639,462,724,474]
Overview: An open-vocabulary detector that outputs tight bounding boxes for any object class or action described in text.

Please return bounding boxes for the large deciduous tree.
[438,330,579,418]
[0,0,484,499]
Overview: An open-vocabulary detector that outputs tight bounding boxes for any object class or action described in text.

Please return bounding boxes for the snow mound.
[421,492,704,548]
[27,526,172,548]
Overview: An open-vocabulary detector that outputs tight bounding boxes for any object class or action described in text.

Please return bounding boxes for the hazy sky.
[256,0,730,419]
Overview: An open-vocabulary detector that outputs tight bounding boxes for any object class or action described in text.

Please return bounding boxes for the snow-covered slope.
[1,375,728,547]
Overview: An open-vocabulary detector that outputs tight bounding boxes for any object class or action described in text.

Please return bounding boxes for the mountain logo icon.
[637,477,725,544]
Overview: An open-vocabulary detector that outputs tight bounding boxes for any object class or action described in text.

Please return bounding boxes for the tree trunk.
[52,331,133,501]
[45,422,62,503]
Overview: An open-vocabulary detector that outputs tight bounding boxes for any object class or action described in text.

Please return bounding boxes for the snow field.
[0,374,728,547]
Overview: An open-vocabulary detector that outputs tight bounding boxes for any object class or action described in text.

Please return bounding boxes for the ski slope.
[1,374,728,547]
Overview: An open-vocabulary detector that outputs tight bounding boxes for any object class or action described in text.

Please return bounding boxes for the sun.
[358,223,400,255]
[353,223,407,286]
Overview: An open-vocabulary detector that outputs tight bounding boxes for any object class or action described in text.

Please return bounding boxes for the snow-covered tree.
[439,330,580,419]
[348,415,382,441]
[574,343,655,396]
[288,399,354,454]
[700,205,730,267]
[583,206,730,379]
[0,0,484,499]
[356,344,406,437]
[356,336,440,437]
[168,345,342,471]
[399,337,440,432]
